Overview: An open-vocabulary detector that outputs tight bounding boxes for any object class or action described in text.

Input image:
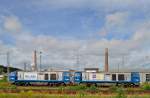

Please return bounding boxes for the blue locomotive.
[74,72,140,86]
[9,71,71,86]
[9,71,142,86]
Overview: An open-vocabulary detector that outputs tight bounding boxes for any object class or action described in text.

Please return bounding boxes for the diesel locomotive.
[8,71,148,86]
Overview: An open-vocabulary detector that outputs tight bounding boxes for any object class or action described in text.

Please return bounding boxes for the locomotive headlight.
[11,77,14,80]
[136,79,139,82]
[65,78,69,80]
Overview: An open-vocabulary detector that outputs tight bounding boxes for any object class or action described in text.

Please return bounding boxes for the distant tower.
[105,48,109,72]
[32,50,37,71]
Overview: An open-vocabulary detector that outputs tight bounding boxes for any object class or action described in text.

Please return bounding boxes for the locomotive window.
[112,74,116,80]
[63,72,70,76]
[50,74,57,80]
[45,74,49,80]
[75,73,81,77]
[118,74,124,81]
[146,74,150,81]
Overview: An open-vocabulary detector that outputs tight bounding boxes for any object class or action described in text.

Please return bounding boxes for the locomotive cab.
[131,72,140,85]
[63,72,71,84]
[74,72,82,84]
[9,71,17,83]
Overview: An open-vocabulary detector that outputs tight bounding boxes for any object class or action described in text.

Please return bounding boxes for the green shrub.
[77,84,87,90]
[10,85,17,89]
[115,87,127,98]
[0,76,7,82]
[141,82,150,90]
[109,85,118,93]
[0,82,17,90]
[86,85,99,93]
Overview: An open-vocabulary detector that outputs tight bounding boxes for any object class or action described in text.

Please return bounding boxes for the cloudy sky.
[0,0,150,71]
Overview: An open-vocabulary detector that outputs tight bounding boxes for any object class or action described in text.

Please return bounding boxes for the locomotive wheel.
[86,83,91,87]
[24,82,30,86]
[94,83,98,87]
[61,83,66,86]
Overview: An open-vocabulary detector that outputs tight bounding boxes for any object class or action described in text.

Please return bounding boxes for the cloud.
[0,15,150,71]
[98,11,130,37]
[131,21,150,50]
[98,28,107,37]
[105,12,129,28]
[3,16,22,33]
[0,27,150,71]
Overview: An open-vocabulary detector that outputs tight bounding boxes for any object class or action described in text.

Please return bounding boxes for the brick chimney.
[32,50,37,71]
[105,48,109,72]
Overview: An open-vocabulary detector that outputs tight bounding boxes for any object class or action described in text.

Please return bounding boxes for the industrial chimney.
[105,48,109,72]
[32,50,37,71]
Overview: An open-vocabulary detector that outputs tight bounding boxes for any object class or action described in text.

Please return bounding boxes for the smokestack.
[105,48,109,72]
[32,50,37,71]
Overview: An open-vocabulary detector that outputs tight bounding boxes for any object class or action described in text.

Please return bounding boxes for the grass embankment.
[0,84,150,98]
[0,93,150,98]
[1,77,150,98]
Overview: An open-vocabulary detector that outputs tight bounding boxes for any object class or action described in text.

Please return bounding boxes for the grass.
[115,87,127,98]
[65,84,87,91]
[0,76,150,98]
[0,77,17,90]
[0,93,150,98]
[0,76,7,83]
[0,82,147,93]
[0,79,150,98]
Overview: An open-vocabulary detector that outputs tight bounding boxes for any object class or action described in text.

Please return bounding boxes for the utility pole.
[122,55,125,67]
[32,50,37,71]
[76,50,80,71]
[24,62,27,72]
[118,63,119,72]
[7,52,10,81]
[0,53,6,74]
[39,51,42,72]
